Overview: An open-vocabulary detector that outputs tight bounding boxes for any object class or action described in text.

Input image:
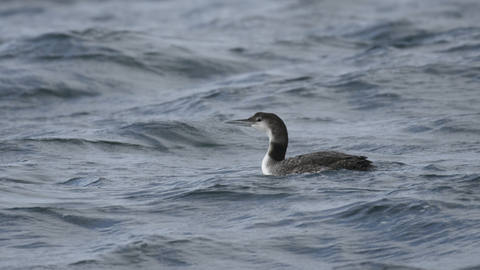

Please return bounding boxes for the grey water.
[1,0,480,269]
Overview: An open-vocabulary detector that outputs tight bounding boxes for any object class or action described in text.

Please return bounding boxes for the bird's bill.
[225,119,253,127]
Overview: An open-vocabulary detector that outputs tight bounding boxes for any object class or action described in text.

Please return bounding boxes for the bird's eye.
[256,118,262,122]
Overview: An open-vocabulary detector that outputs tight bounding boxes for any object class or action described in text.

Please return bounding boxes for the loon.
[227,112,373,176]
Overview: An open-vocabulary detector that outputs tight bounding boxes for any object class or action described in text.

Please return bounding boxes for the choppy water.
[1,0,480,269]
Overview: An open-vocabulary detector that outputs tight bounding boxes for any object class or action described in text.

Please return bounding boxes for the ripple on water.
[1,0,480,269]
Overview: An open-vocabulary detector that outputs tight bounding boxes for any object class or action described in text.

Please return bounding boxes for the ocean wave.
[0,6,44,17]
[118,121,222,149]
[330,198,437,224]
[342,21,480,50]
[0,177,37,185]
[0,67,99,101]
[179,183,291,201]
[99,235,204,267]
[4,206,121,230]
[0,28,251,79]
[1,1,480,269]
[0,30,126,61]
[122,86,260,118]
[59,177,105,187]
[337,261,425,270]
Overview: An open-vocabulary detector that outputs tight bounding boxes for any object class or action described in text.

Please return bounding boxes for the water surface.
[1,0,480,269]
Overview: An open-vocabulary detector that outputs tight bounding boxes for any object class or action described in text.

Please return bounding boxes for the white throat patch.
[252,122,273,141]
[261,154,271,175]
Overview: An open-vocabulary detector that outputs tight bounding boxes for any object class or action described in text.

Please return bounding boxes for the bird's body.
[261,150,372,175]
[227,112,373,176]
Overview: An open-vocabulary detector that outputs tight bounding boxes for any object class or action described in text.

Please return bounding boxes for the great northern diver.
[227,112,373,176]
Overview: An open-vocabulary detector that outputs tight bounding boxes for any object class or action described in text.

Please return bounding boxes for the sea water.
[1,0,480,269]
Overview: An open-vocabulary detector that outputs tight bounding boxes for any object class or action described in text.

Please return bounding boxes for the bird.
[226,112,373,175]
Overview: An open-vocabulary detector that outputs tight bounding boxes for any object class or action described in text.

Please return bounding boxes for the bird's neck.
[267,139,287,161]
[262,139,287,175]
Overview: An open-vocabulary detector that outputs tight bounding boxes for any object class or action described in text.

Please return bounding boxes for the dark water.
[1,0,480,269]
